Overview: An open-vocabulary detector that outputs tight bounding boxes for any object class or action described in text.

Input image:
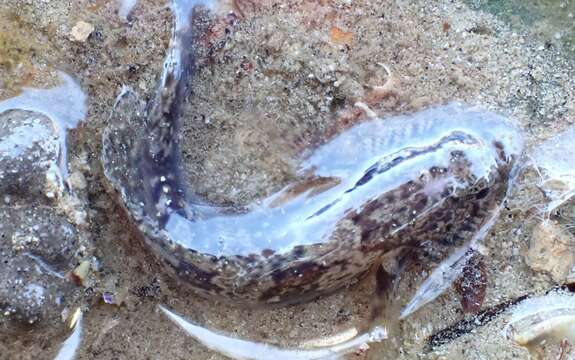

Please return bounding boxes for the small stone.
[68,171,87,190]
[526,221,575,283]
[355,342,370,356]
[102,292,114,304]
[329,26,353,46]
[70,21,94,42]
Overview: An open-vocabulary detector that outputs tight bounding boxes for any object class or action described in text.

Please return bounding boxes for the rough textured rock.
[0,206,77,327]
[525,220,575,283]
[0,109,60,201]
[69,21,94,42]
[0,109,79,335]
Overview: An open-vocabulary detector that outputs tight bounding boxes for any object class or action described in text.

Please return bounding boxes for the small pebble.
[70,21,94,42]
[102,292,114,304]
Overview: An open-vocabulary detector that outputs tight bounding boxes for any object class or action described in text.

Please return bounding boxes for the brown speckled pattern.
[104,99,519,305]
[102,6,522,306]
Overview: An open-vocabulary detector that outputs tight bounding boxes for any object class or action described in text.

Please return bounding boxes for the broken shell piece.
[55,308,83,360]
[69,260,91,286]
[66,307,82,330]
[505,291,575,358]
[526,220,575,283]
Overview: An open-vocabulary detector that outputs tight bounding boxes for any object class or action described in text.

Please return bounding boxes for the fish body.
[102,2,523,306]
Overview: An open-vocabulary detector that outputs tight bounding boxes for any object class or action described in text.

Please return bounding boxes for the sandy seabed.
[1,0,574,359]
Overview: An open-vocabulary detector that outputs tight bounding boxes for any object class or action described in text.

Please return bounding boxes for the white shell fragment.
[505,291,575,358]
[54,308,83,360]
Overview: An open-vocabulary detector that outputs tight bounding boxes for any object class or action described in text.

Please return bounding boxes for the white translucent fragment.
[54,309,83,360]
[505,291,575,347]
[160,305,387,360]
[0,72,86,178]
[531,126,575,213]
[400,247,473,319]
[118,0,138,20]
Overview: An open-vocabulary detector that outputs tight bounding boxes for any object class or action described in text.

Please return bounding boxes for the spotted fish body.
[102,2,524,306]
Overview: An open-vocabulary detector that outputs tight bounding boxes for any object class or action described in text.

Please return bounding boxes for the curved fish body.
[103,1,524,305]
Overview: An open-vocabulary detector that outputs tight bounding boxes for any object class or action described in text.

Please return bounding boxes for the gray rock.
[0,109,80,334]
[0,109,60,201]
[0,206,78,329]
